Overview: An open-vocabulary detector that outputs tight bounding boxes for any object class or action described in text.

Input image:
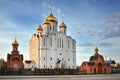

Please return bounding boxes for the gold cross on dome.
[62,15,64,23]
[50,1,53,13]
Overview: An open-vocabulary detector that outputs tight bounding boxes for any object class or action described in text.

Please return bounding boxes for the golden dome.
[43,20,50,25]
[36,25,43,31]
[95,46,98,52]
[60,22,67,28]
[45,13,58,23]
[12,38,19,45]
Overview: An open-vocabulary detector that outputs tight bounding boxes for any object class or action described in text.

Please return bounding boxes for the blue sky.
[0,0,120,65]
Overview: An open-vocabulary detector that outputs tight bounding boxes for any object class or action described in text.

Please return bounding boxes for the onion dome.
[95,46,98,52]
[60,22,67,29]
[43,20,50,25]
[60,16,67,28]
[36,25,43,31]
[94,46,99,56]
[45,12,58,23]
[12,38,19,45]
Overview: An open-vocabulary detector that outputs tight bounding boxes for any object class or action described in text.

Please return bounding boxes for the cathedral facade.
[29,10,76,69]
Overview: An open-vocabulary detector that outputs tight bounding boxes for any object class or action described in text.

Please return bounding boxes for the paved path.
[0,74,120,80]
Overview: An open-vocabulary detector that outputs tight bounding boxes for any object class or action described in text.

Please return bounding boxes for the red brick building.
[81,47,111,74]
[7,39,23,71]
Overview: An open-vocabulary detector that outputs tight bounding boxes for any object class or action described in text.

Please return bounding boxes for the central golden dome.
[45,12,58,23]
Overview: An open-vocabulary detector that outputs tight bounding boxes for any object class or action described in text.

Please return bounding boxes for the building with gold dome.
[81,47,111,74]
[29,9,76,69]
[7,39,23,71]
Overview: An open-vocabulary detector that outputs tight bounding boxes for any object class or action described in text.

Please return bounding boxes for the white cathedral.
[29,9,76,69]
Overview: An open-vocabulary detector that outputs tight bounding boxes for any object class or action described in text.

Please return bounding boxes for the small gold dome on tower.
[45,13,58,23]
[12,38,19,45]
[36,25,43,31]
[60,16,67,29]
[60,22,67,28]
[95,46,98,52]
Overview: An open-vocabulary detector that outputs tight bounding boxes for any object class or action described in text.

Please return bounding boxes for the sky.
[0,0,120,66]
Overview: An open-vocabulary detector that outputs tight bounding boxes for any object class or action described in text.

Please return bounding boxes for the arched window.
[62,39,64,48]
[50,57,52,60]
[50,26,51,30]
[12,58,19,62]
[44,38,45,46]
[68,40,70,48]
[44,65,45,68]
[44,57,45,60]
[68,58,70,61]
[50,37,52,46]
[57,39,59,47]
[53,25,54,31]
[44,25,47,31]
[60,37,61,48]
[72,42,74,49]
[90,68,92,72]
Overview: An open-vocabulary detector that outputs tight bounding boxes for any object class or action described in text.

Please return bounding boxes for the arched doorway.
[61,60,66,69]
[61,63,65,69]
[98,63,102,74]
[13,64,18,71]
[94,68,96,74]
[104,68,106,74]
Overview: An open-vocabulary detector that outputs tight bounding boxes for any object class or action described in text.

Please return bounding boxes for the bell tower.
[60,16,67,34]
[7,38,23,72]
[12,38,19,52]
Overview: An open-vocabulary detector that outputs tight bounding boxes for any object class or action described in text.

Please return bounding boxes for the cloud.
[56,8,62,14]
[41,1,49,8]
[0,37,11,44]
[77,42,114,47]
[112,13,120,27]
[97,28,120,39]
[99,12,120,39]
[77,42,94,47]
[99,42,114,46]
[85,28,95,37]
[102,19,108,24]
[0,16,23,30]
[105,28,120,38]
[81,0,89,7]
[101,12,120,27]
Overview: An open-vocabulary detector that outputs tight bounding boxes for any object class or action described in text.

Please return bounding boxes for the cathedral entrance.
[13,64,18,71]
[61,63,66,69]
[61,60,66,69]
[98,63,102,74]
[104,68,106,74]
[94,68,96,74]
